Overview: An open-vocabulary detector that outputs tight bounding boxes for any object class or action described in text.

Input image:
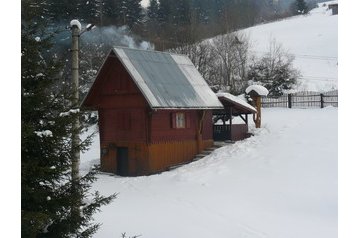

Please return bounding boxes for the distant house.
[82,47,224,176]
[328,3,338,15]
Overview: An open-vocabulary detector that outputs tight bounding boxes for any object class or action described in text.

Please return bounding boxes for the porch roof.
[216,92,257,114]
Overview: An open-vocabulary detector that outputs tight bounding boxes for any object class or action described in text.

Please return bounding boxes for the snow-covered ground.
[238,2,338,92]
[81,107,337,238]
[79,2,338,237]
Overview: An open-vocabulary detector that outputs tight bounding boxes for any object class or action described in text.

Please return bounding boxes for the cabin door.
[116,147,129,176]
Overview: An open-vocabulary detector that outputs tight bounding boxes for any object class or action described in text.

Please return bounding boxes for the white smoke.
[81,25,154,50]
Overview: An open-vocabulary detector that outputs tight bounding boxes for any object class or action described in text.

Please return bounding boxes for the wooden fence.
[262,90,338,108]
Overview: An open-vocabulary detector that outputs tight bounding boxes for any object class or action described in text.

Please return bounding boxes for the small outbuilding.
[214,93,257,141]
[82,47,223,176]
[328,3,338,15]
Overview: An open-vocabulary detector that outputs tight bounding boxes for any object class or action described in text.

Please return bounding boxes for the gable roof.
[83,47,223,110]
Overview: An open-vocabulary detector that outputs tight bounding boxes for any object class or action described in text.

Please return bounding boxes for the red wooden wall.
[83,54,215,175]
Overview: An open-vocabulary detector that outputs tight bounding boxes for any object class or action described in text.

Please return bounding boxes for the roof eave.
[151,106,224,110]
[218,96,257,114]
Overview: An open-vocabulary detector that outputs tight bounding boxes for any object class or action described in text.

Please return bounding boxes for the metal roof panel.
[113,47,223,109]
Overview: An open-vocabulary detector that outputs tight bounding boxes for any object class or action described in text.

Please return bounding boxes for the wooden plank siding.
[148,140,198,173]
[98,109,147,143]
[231,124,249,141]
[100,139,213,175]
[83,52,219,176]
[100,142,150,175]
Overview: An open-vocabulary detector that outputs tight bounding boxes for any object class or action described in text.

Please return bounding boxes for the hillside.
[237,1,338,92]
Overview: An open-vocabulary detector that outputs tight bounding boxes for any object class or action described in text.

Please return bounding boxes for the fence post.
[288,94,292,108]
[320,93,324,108]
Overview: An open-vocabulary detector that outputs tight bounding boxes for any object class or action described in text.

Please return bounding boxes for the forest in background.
[22,0,318,96]
[24,0,321,50]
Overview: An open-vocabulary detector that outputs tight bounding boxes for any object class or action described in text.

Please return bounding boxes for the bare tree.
[169,32,251,94]
[210,33,251,93]
[168,41,216,85]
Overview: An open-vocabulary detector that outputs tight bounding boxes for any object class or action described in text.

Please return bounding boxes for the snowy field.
[79,2,339,237]
[238,2,338,92]
[81,107,338,238]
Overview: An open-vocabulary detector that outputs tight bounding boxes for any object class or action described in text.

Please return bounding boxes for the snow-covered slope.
[81,107,337,238]
[238,2,338,92]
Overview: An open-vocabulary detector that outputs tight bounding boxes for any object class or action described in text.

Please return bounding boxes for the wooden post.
[288,93,292,108]
[196,111,205,153]
[320,93,324,108]
[253,96,262,128]
[229,107,232,140]
[246,85,268,129]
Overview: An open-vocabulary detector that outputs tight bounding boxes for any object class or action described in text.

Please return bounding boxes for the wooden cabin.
[81,47,223,176]
[214,93,257,141]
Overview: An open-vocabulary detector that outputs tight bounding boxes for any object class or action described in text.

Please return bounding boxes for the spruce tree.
[147,0,159,20]
[157,0,172,24]
[102,0,122,25]
[21,1,115,237]
[296,0,308,14]
[77,0,101,24]
[125,0,143,28]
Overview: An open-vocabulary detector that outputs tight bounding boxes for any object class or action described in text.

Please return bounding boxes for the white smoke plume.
[81,25,154,50]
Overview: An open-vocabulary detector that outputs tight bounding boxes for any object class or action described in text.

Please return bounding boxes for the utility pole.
[69,19,96,219]
[69,20,96,183]
[70,20,81,183]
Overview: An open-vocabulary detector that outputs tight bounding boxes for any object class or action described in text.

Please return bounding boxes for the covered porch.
[213,93,257,141]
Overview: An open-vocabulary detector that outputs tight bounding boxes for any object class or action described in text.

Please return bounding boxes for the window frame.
[171,112,190,129]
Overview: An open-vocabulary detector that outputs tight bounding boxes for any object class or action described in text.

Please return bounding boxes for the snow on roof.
[70,19,82,30]
[112,47,224,109]
[216,92,257,113]
[245,85,269,96]
[319,1,338,7]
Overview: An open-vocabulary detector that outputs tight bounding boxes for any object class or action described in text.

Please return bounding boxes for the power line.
[298,76,337,82]
[294,54,337,60]
[250,50,337,61]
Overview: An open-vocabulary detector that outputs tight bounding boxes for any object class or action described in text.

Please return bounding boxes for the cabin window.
[171,112,190,129]
[176,113,185,128]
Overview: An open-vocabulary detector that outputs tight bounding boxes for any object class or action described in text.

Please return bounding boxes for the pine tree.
[171,0,191,26]
[21,1,115,237]
[125,0,143,28]
[157,0,171,24]
[77,0,101,24]
[147,0,159,20]
[191,0,211,24]
[145,0,160,40]
[47,0,80,23]
[102,0,121,25]
[295,0,308,14]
